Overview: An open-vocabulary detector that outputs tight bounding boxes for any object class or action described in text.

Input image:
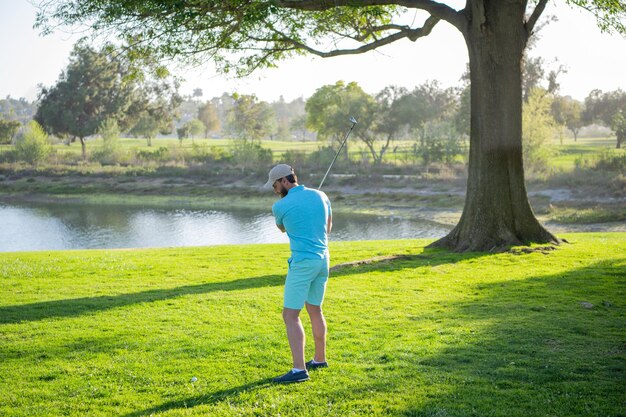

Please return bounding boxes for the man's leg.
[305,303,327,362]
[282,308,306,370]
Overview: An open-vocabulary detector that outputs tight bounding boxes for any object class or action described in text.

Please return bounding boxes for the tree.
[522,88,557,173]
[551,96,584,142]
[128,79,182,146]
[0,97,37,124]
[0,118,21,144]
[307,81,385,163]
[584,89,626,149]
[290,115,309,142]
[185,118,205,140]
[93,118,122,165]
[35,42,137,160]
[36,0,626,251]
[227,94,275,141]
[401,81,458,145]
[197,102,220,138]
[129,114,161,146]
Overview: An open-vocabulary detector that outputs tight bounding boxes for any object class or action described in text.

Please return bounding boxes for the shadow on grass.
[1,247,485,325]
[0,274,283,324]
[121,377,273,417]
[394,257,626,416]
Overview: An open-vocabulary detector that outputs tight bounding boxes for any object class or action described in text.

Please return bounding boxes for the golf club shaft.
[318,121,356,189]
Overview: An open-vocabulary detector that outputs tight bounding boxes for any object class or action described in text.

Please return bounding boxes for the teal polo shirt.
[272,185,331,262]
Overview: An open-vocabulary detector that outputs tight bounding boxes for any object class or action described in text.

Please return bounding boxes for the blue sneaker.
[305,360,328,370]
[273,369,310,383]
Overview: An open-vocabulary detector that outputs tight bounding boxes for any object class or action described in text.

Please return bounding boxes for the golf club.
[318,116,357,189]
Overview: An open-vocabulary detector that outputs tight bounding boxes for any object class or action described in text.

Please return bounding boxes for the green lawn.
[546,136,620,170]
[1,233,624,416]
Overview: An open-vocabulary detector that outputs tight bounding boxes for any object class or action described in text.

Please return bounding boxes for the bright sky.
[1,0,625,103]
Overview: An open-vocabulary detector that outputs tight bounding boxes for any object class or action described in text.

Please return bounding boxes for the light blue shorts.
[284,257,330,310]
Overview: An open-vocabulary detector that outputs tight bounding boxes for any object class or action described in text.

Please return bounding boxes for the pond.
[0,201,451,252]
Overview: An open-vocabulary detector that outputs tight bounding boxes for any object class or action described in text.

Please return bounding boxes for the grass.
[547,137,620,171]
[548,205,626,224]
[1,233,624,416]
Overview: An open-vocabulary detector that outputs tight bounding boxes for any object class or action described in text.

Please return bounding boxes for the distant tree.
[197,102,220,138]
[0,118,21,144]
[15,120,52,165]
[584,89,626,148]
[192,88,203,101]
[176,125,190,145]
[185,118,205,140]
[454,84,471,138]
[128,79,182,146]
[93,118,121,165]
[306,81,377,161]
[611,110,626,149]
[129,114,161,146]
[35,42,137,160]
[522,89,558,173]
[210,93,235,134]
[373,86,413,164]
[551,96,584,142]
[290,115,309,142]
[271,95,306,140]
[403,81,457,145]
[416,120,465,170]
[0,96,37,124]
[227,94,275,141]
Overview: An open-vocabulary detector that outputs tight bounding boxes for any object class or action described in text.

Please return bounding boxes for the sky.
[1,0,625,103]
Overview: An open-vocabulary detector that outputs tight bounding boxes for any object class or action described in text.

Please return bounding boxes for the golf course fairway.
[1,233,624,416]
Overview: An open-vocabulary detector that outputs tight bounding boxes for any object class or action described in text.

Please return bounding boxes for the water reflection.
[0,202,450,252]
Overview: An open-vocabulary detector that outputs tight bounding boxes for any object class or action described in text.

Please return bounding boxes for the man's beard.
[279,186,288,198]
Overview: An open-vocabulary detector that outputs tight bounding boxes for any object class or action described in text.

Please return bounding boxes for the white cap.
[263,164,294,189]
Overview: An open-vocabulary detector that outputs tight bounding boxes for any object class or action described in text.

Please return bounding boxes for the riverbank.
[1,168,624,233]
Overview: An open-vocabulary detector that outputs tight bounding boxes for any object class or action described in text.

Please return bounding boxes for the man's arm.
[327,215,332,234]
[277,224,286,233]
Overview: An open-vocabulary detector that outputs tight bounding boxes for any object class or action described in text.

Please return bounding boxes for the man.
[264,164,332,383]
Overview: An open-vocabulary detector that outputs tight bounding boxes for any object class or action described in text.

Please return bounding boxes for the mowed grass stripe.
[0,234,624,416]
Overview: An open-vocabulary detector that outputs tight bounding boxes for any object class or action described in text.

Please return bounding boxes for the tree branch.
[274,0,464,30]
[261,15,439,58]
[526,0,549,35]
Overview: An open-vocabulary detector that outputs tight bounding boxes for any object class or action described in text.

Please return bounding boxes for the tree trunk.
[430,0,558,252]
[79,137,86,161]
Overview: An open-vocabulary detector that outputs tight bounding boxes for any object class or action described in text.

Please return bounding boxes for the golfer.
[264,164,332,383]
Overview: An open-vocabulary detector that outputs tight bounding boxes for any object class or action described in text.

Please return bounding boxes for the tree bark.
[430,0,559,252]
[79,137,86,161]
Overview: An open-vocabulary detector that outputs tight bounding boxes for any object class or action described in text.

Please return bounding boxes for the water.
[0,201,450,252]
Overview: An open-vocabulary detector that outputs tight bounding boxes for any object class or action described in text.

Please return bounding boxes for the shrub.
[231,139,272,173]
[135,146,170,163]
[92,119,122,165]
[307,146,337,170]
[593,150,626,173]
[15,121,53,165]
[279,149,308,170]
[189,143,226,163]
[522,89,557,173]
[0,119,21,144]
